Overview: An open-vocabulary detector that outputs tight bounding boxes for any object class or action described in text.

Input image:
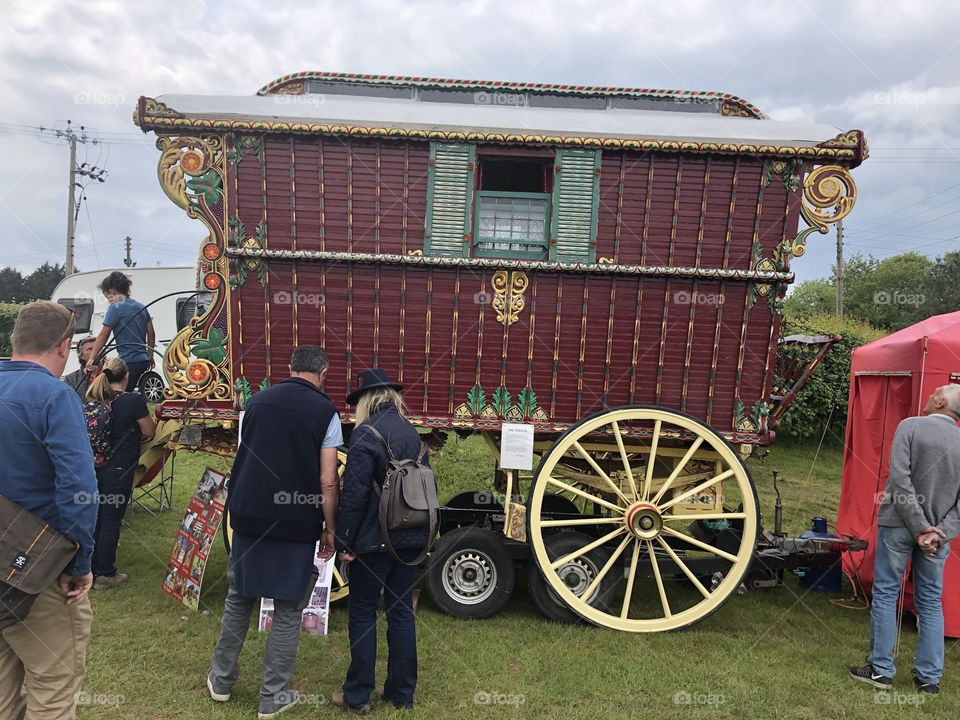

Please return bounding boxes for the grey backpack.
[364,425,439,566]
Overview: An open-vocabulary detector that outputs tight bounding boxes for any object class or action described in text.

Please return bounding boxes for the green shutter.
[550,148,600,263]
[424,142,475,257]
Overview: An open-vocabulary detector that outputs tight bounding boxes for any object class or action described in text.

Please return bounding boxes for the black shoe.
[913,675,941,695]
[849,663,893,689]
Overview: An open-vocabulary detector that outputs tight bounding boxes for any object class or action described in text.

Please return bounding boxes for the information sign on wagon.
[500,423,535,470]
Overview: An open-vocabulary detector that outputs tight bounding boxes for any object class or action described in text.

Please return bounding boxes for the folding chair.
[131,419,181,515]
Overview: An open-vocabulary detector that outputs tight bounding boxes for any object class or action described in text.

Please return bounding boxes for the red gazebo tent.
[837,311,960,635]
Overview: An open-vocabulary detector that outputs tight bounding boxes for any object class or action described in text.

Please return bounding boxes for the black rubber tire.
[527,531,620,624]
[425,526,514,620]
[138,371,165,404]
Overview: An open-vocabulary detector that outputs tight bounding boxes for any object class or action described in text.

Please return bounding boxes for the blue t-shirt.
[103,298,151,363]
[322,413,344,449]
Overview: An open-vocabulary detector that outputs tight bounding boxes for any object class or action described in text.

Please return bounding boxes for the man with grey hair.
[63,336,99,398]
[207,345,341,719]
[850,384,960,695]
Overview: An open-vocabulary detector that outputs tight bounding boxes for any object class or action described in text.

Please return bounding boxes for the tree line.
[0,262,69,304]
[785,250,959,331]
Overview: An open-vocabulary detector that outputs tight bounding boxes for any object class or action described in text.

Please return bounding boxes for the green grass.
[77,437,959,720]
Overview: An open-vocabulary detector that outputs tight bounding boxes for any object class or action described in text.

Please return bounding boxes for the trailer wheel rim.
[140,374,165,404]
[441,549,498,605]
[553,556,598,602]
[528,406,758,632]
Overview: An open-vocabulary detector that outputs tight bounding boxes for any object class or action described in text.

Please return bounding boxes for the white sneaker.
[207,674,230,702]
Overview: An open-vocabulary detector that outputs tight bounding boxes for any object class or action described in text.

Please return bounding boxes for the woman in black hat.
[332,369,431,712]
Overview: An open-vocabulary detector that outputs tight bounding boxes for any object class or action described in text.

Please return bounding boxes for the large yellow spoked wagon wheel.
[223,450,350,603]
[527,406,759,632]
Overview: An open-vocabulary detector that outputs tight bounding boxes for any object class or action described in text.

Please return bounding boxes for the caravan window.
[473,156,552,260]
[176,296,198,331]
[56,298,94,334]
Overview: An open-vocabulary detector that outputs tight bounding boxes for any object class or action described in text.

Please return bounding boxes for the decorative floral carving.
[762,159,801,192]
[721,100,753,117]
[454,384,548,422]
[491,270,529,326]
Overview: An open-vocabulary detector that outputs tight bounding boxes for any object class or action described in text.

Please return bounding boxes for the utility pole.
[835,217,844,320]
[123,236,137,267]
[65,132,77,275]
[43,121,107,275]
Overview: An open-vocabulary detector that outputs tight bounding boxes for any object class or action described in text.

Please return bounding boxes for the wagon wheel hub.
[625,502,663,540]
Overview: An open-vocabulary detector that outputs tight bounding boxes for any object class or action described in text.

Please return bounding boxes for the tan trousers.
[0,583,92,720]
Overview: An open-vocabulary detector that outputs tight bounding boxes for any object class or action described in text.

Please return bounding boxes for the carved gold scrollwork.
[790,165,857,257]
[156,135,223,214]
[155,133,233,403]
[143,98,182,118]
[163,324,232,401]
[491,270,529,326]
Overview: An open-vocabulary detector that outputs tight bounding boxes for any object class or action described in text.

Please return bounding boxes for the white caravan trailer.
[51,266,197,402]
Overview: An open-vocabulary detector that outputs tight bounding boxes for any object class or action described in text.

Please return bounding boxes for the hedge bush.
[777,313,886,444]
[0,303,20,357]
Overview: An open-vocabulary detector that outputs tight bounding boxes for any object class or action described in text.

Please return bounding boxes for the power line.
[83,197,101,269]
[846,182,960,231]
[845,230,958,242]
[845,235,959,252]
[848,205,960,241]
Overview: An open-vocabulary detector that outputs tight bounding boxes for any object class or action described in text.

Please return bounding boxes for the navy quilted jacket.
[335,402,432,555]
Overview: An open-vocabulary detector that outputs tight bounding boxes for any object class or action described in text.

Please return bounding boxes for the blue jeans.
[343,552,418,709]
[870,526,950,683]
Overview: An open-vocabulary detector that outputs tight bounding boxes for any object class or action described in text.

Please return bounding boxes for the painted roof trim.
[134,96,866,165]
[256,70,766,118]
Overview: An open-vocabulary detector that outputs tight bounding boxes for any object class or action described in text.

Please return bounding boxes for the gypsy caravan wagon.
[135,72,868,632]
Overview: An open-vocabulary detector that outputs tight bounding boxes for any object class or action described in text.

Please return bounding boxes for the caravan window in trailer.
[473,157,551,260]
[56,298,94,334]
[176,296,197,331]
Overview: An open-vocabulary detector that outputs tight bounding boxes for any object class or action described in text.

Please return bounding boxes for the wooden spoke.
[539,517,625,528]
[620,540,641,619]
[572,441,631,506]
[660,526,739,563]
[643,420,661,501]
[546,476,624,514]
[582,534,632,601]
[549,527,626,570]
[646,540,672,618]
[658,468,735,513]
[656,538,711,599]
[641,420,661,501]
[611,420,639,501]
[662,512,746,522]
[651,436,704,505]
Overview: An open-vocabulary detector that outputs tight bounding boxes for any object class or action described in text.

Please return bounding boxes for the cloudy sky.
[1,0,958,284]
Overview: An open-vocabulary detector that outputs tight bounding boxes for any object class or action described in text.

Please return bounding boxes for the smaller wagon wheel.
[425,526,515,619]
[527,406,759,633]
